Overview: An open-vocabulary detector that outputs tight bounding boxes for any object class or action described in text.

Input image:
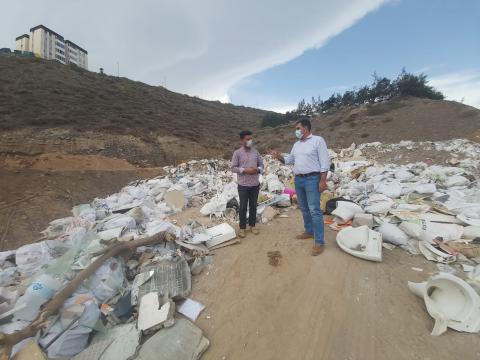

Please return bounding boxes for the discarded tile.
[137,292,175,334]
[136,318,209,360]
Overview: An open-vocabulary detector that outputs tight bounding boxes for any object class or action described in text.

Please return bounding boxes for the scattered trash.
[411,267,423,272]
[267,251,282,266]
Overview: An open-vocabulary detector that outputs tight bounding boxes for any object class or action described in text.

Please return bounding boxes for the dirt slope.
[257,97,480,152]
[0,56,270,165]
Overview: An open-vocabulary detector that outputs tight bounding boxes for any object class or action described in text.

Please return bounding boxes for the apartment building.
[15,25,88,69]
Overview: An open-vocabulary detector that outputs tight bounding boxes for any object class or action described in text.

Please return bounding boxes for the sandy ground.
[172,209,480,360]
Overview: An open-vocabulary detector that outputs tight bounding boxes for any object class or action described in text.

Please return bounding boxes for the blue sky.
[229,0,480,111]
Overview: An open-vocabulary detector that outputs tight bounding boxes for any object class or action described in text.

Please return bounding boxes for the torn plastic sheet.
[86,257,125,303]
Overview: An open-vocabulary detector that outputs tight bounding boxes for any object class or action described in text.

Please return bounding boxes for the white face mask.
[245,139,253,147]
[295,129,303,139]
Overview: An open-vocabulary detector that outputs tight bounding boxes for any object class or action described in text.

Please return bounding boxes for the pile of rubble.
[1,138,480,358]
[326,139,480,336]
[0,157,296,359]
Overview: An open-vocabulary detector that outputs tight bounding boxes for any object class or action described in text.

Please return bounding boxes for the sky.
[1,0,479,111]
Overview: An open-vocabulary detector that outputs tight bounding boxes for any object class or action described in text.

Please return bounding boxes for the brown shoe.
[250,226,260,235]
[238,229,246,238]
[311,245,325,256]
[296,233,314,240]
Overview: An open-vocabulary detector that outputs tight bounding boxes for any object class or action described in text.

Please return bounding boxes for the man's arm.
[317,138,330,192]
[231,151,244,174]
[271,147,294,165]
[257,152,264,173]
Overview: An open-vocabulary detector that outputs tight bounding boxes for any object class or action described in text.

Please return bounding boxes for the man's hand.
[319,179,327,193]
[269,150,282,161]
[244,167,258,175]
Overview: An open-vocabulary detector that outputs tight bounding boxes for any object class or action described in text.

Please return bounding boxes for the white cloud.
[1,0,388,101]
[430,70,480,109]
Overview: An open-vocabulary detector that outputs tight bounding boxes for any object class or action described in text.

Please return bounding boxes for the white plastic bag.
[377,222,409,246]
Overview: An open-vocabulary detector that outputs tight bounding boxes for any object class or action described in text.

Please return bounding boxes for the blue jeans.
[295,174,324,245]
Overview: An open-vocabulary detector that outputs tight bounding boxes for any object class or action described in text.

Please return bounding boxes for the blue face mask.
[246,139,253,147]
[295,129,303,139]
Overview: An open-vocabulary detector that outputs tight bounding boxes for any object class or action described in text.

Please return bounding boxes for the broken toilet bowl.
[332,201,364,224]
[336,225,382,262]
[408,273,480,335]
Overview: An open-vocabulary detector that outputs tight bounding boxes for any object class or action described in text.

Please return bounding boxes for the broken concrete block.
[352,213,374,228]
[136,318,209,360]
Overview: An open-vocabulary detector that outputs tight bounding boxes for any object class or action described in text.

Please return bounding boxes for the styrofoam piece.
[377,222,409,246]
[419,241,456,264]
[336,225,382,262]
[332,201,364,224]
[205,223,236,248]
[408,273,480,335]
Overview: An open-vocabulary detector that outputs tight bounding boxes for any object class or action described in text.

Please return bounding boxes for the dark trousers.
[238,185,260,229]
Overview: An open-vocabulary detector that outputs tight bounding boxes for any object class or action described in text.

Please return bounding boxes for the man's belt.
[295,172,320,177]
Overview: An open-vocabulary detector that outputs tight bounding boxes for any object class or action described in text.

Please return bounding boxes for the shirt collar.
[300,134,313,142]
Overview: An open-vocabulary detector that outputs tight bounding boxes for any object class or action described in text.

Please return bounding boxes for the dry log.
[0,231,174,359]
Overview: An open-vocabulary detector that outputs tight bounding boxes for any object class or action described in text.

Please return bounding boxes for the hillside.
[256,97,480,153]
[0,56,270,165]
[0,57,479,165]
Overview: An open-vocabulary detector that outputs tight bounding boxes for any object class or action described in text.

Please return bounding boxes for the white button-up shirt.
[284,134,331,175]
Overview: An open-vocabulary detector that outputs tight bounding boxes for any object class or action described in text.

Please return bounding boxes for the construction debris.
[0,138,480,356]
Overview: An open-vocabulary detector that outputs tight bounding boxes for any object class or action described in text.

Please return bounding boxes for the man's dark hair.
[295,118,311,131]
[239,130,252,139]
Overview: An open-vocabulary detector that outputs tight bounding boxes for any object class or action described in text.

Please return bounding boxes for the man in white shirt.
[271,119,330,256]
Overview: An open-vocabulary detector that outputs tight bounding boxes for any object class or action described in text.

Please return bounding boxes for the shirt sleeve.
[257,152,264,173]
[317,138,331,173]
[284,145,295,165]
[231,151,244,174]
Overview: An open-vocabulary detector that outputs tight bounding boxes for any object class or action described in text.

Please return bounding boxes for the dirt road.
[183,209,480,360]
